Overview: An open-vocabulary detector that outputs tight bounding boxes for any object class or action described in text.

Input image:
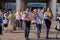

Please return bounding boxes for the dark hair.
[19,9,22,11]
[10,12,13,14]
[38,7,43,10]
[26,7,30,9]
[47,7,52,13]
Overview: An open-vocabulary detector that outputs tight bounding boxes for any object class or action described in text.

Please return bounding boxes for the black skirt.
[0,27,2,35]
[4,24,8,27]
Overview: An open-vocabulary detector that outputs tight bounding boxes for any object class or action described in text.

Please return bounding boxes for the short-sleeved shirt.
[18,12,23,20]
[15,12,19,20]
[24,11,33,21]
[38,12,44,21]
[44,12,53,19]
[3,19,8,24]
[35,12,44,24]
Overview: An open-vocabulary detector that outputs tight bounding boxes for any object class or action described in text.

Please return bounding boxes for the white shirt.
[18,12,22,20]
[3,19,8,24]
[22,13,26,20]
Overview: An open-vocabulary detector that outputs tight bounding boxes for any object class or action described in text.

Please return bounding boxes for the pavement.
[1,21,60,40]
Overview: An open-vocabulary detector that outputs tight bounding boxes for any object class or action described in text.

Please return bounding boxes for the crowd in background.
[0,7,60,40]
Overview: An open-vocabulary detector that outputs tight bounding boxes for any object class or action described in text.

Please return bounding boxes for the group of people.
[0,7,54,40]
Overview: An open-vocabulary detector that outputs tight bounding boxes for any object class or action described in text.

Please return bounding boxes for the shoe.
[46,36,49,39]
[56,37,58,39]
[37,38,40,40]
[25,37,30,40]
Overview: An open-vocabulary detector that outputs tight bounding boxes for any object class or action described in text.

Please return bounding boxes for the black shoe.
[46,37,49,39]
[25,37,30,40]
[37,38,40,40]
[56,37,58,39]
[37,36,40,40]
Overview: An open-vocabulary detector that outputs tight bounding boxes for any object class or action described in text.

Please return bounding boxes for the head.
[3,8,6,12]
[33,9,37,13]
[38,7,42,12]
[19,9,22,12]
[8,9,12,14]
[46,7,52,12]
[9,11,12,14]
[25,7,30,12]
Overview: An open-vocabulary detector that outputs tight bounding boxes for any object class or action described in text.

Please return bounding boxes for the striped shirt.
[24,11,33,21]
[35,12,44,24]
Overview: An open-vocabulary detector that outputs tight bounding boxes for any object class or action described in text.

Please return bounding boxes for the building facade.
[0,0,60,19]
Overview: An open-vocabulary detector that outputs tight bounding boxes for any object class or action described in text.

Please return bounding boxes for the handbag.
[55,23,60,31]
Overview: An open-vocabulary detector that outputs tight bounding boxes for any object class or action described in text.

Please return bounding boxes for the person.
[15,10,20,29]
[31,9,37,31]
[3,12,8,33]
[56,14,60,30]
[24,7,32,40]
[34,8,44,40]
[0,9,3,40]
[44,7,53,38]
[18,9,23,29]
[0,17,3,40]
[37,7,44,25]
[3,17,8,33]
[8,11,15,32]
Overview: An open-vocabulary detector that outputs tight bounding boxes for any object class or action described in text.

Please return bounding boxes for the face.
[38,8,41,12]
[19,10,22,12]
[47,8,50,12]
[9,11,12,14]
[26,8,30,12]
[33,9,37,12]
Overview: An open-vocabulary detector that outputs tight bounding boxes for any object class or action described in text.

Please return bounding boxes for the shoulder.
[44,12,47,14]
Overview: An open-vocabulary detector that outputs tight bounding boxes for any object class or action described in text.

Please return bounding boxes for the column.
[16,0,21,11]
[16,0,25,11]
[51,0,57,20]
[49,0,51,7]
[46,0,49,8]
[21,0,25,11]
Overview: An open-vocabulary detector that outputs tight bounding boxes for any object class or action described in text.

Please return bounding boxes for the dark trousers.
[19,19,23,28]
[16,20,19,27]
[25,21,31,38]
[36,24,41,38]
[45,19,51,38]
[0,27,2,35]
